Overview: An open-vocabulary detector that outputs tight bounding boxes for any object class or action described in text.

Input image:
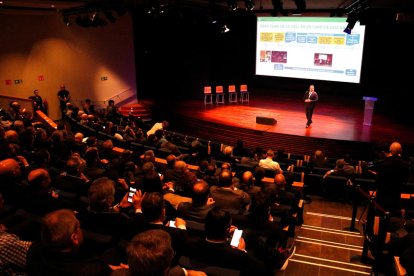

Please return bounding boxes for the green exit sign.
[101,76,108,81]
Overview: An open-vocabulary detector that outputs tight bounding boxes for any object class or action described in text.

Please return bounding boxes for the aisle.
[277,196,372,275]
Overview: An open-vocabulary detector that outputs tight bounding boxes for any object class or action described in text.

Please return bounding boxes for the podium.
[362,96,378,126]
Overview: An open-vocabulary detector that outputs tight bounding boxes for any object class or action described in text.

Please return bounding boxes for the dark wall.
[133,8,413,122]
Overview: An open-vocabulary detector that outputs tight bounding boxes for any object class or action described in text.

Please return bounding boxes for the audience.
[26,209,112,276]
[1,97,411,276]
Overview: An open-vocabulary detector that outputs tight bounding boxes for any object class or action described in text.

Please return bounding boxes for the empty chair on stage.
[240,84,249,103]
[228,85,238,103]
[215,85,225,104]
[204,86,213,105]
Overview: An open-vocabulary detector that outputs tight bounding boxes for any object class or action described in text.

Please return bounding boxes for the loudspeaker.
[256,116,277,125]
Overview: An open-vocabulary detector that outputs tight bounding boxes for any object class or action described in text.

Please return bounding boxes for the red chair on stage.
[228,85,237,103]
[204,86,213,105]
[240,84,249,103]
[215,85,225,104]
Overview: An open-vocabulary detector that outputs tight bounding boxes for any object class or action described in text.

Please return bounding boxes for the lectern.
[362,96,378,126]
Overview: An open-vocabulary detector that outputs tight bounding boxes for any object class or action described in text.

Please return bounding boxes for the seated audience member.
[23,168,72,215]
[79,178,130,240]
[195,160,209,180]
[55,158,89,196]
[82,148,106,181]
[0,158,28,206]
[253,166,266,189]
[138,162,163,193]
[203,164,218,187]
[259,149,282,173]
[244,191,287,243]
[162,154,177,179]
[129,192,188,259]
[83,99,95,115]
[73,132,87,155]
[147,120,169,137]
[233,139,252,158]
[99,139,118,163]
[186,207,268,275]
[217,146,237,165]
[112,229,206,276]
[237,171,261,200]
[177,180,215,223]
[168,160,197,197]
[210,170,250,214]
[323,159,355,180]
[0,193,32,275]
[233,192,293,271]
[336,154,355,175]
[309,150,330,169]
[264,174,299,227]
[26,209,112,276]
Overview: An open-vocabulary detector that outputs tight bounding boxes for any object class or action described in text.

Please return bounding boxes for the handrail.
[72,87,136,110]
[36,110,57,130]
[0,94,34,115]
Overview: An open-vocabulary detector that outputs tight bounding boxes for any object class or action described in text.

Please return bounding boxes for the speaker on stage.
[256,116,277,125]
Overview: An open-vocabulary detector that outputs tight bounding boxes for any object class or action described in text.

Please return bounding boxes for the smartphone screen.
[128,187,137,203]
[169,220,176,228]
[230,229,243,247]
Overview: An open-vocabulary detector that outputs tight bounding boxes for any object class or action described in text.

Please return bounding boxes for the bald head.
[274,173,286,188]
[174,160,187,173]
[4,130,19,143]
[42,209,82,251]
[28,168,51,189]
[0,158,21,177]
[192,180,210,205]
[242,171,253,185]
[74,132,84,143]
[218,170,232,187]
[390,142,402,156]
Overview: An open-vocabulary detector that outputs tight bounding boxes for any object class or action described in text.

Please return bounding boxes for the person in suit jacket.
[303,84,319,128]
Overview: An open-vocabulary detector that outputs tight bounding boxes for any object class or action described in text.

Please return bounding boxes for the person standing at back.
[375,142,409,216]
[57,84,71,119]
[303,84,318,128]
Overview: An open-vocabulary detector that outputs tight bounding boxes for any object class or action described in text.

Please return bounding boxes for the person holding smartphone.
[185,208,267,275]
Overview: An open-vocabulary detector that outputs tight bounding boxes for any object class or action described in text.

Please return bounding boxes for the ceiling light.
[63,17,71,26]
[245,0,255,11]
[222,24,230,33]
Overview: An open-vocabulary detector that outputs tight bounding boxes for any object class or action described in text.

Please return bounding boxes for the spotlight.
[63,17,71,26]
[227,0,238,11]
[89,11,97,22]
[245,0,255,11]
[222,24,230,33]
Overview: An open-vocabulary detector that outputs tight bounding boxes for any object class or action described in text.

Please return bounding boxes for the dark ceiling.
[1,0,413,25]
[1,0,413,12]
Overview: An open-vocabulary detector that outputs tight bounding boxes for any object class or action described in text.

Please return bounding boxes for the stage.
[150,93,414,159]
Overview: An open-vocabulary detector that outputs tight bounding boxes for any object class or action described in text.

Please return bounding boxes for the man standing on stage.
[303,84,318,128]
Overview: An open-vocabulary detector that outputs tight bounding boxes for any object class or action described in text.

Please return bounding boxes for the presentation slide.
[256,17,366,83]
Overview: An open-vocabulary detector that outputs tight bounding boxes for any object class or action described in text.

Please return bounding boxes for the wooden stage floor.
[154,92,414,158]
[168,94,414,145]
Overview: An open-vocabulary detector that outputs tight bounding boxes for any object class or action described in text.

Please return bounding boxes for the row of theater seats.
[204,84,249,105]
